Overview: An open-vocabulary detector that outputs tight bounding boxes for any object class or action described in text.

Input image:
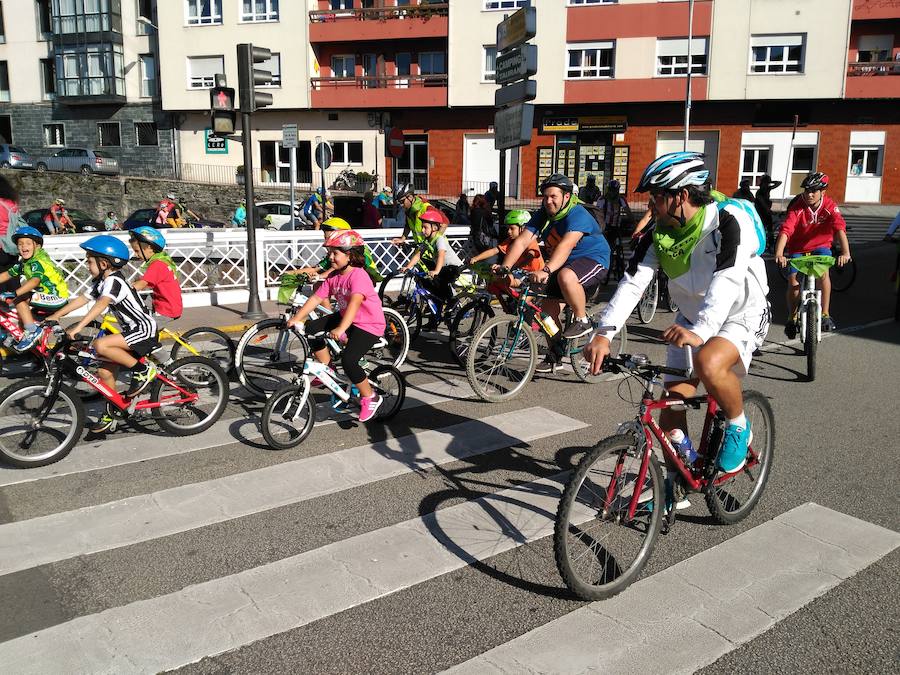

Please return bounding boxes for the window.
[789,146,816,194]
[135,121,158,146]
[36,0,52,36]
[186,0,222,25]
[750,34,805,74]
[242,0,278,21]
[396,52,411,76]
[657,38,708,76]
[419,51,446,74]
[261,53,281,87]
[136,0,154,34]
[849,147,881,177]
[568,0,615,4]
[331,55,355,78]
[43,123,65,147]
[139,54,156,97]
[97,122,121,147]
[329,141,363,165]
[0,2,6,44]
[0,61,8,102]
[483,46,496,81]
[55,44,126,97]
[739,147,771,188]
[188,55,224,89]
[396,136,428,192]
[484,1,526,10]
[857,34,893,63]
[567,42,614,78]
[330,0,352,9]
[40,58,56,99]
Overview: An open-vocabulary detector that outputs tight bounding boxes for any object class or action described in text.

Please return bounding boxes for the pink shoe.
[358,394,383,422]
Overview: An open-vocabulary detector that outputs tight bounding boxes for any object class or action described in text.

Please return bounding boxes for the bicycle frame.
[799,273,821,345]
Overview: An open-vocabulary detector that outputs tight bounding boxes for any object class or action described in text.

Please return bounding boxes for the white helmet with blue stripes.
[637,151,710,193]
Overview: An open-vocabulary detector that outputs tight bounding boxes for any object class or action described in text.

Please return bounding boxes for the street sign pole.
[316,136,326,203]
[283,124,299,231]
[289,147,296,230]
[241,110,265,320]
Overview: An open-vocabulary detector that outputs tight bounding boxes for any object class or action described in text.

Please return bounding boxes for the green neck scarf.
[538,193,580,237]
[141,251,179,279]
[653,205,706,279]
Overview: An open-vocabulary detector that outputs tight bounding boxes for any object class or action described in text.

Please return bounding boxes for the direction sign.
[386,127,405,159]
[282,124,298,149]
[494,103,534,151]
[315,141,332,170]
[496,6,536,52]
[495,79,537,108]
[495,44,537,85]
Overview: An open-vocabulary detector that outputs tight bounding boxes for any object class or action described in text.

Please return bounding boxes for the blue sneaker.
[719,420,751,473]
[640,478,691,514]
[14,325,42,352]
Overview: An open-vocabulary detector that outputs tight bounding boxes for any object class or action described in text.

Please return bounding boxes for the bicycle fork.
[799,276,821,344]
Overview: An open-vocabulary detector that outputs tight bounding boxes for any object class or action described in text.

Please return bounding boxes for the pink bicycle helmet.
[323,229,365,250]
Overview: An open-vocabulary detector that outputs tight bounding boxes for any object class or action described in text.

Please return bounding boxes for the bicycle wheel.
[554,435,664,601]
[235,318,309,399]
[637,273,659,324]
[0,378,84,468]
[170,327,236,374]
[368,364,406,420]
[378,270,413,308]
[705,390,775,525]
[570,324,628,384]
[466,315,537,403]
[805,302,818,382]
[261,381,316,450]
[448,297,495,367]
[830,259,856,293]
[149,356,229,435]
[371,307,410,369]
[397,297,423,342]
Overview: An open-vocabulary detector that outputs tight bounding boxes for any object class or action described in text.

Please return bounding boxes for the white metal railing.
[39,226,471,309]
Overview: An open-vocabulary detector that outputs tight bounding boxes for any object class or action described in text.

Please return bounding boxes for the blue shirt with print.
[526,203,610,268]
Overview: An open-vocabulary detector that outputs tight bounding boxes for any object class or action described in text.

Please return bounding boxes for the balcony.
[310,74,447,108]
[309,3,449,43]
[846,60,900,98]
[51,0,123,47]
[54,43,127,105]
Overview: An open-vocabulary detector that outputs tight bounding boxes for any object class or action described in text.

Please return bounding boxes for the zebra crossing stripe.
[0,407,586,576]
[0,471,573,673]
[444,502,900,675]
[0,376,474,488]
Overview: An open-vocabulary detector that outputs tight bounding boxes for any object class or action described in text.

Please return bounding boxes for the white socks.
[729,412,747,428]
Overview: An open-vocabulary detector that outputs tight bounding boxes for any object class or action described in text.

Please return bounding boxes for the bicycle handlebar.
[602,346,694,380]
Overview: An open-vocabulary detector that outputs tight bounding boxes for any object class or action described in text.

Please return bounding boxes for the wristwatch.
[542,265,552,274]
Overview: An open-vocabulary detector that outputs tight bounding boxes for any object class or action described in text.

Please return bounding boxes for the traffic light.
[237,43,274,113]
[209,74,236,137]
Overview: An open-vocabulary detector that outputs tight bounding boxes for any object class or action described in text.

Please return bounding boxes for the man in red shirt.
[774,172,852,335]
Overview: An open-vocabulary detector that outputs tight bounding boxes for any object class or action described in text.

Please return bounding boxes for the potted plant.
[355,171,375,193]
[236,165,245,185]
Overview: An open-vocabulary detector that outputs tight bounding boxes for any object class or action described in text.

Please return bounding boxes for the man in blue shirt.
[372,187,393,209]
[500,173,610,372]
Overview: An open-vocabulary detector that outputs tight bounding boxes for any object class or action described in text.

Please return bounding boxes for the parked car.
[255,201,306,230]
[0,144,34,170]
[22,208,103,234]
[122,208,226,230]
[34,148,120,176]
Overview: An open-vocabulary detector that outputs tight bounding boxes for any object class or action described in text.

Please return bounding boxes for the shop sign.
[541,116,628,134]
[541,117,579,133]
[204,129,228,154]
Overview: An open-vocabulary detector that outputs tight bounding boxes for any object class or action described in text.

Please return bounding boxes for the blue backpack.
[711,191,766,256]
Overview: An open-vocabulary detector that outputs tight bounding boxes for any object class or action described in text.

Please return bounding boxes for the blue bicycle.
[392,268,478,341]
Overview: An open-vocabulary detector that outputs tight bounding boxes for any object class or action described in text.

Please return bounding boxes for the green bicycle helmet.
[504,209,531,226]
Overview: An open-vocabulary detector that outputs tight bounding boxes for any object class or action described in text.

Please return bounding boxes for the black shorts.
[545,257,606,299]
[122,330,160,357]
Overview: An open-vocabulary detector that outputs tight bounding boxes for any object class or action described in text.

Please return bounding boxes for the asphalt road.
[0,242,897,673]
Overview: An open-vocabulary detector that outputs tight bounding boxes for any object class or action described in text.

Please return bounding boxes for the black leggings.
[420,265,462,305]
[306,313,379,384]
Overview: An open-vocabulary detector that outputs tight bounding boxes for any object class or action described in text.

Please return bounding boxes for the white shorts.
[665,305,771,383]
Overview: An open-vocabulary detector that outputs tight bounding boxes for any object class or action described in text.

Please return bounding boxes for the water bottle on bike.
[668,428,697,466]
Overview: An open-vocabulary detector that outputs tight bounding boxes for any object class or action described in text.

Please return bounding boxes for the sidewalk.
[166,301,285,336]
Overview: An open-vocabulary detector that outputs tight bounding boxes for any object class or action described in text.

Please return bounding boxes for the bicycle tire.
[170,327,236,374]
[637,273,659,324]
[448,297,495,367]
[830,258,856,293]
[149,356,229,435]
[554,435,664,601]
[398,297,423,342]
[378,270,414,308]
[373,307,410,369]
[0,378,84,468]
[570,324,628,384]
[368,364,406,420]
[466,315,537,403]
[261,381,316,450]
[805,302,817,382]
[704,390,775,525]
[235,318,309,399]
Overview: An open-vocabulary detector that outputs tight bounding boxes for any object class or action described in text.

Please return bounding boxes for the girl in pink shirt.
[287,230,387,421]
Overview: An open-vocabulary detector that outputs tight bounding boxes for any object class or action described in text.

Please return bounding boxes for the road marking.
[0,472,573,673]
[759,317,896,352]
[445,503,900,675]
[0,407,586,575]
[0,376,473,487]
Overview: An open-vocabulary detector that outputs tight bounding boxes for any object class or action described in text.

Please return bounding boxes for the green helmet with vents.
[504,209,531,226]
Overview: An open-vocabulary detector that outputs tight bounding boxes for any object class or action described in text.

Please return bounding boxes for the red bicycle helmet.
[323,229,365,250]
[420,206,448,225]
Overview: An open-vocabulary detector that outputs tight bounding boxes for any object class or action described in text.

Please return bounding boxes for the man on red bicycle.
[585,152,770,475]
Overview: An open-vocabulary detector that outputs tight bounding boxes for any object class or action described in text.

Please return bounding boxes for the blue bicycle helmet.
[130,225,166,252]
[636,151,710,193]
[80,235,130,268]
[11,225,44,245]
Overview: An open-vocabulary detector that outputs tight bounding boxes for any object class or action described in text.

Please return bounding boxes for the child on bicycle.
[0,226,70,351]
[474,209,544,302]
[128,226,183,329]
[774,172,851,335]
[400,207,462,324]
[46,235,158,433]
[286,230,387,422]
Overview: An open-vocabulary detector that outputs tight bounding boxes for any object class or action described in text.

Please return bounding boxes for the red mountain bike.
[554,349,774,600]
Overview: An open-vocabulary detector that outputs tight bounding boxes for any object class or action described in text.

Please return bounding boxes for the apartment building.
[0,0,174,177]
